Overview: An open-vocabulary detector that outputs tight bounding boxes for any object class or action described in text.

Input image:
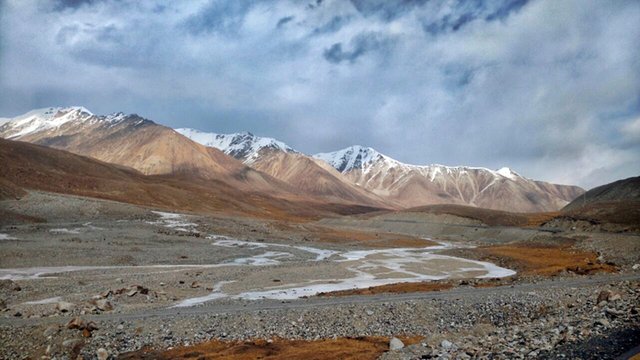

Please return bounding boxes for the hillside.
[0,139,380,220]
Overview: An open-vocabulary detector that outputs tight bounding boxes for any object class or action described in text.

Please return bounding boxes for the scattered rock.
[441,339,457,351]
[96,348,109,360]
[0,298,6,310]
[56,301,75,313]
[94,299,113,311]
[597,290,612,303]
[0,279,21,292]
[67,317,86,330]
[389,337,405,351]
[191,281,201,289]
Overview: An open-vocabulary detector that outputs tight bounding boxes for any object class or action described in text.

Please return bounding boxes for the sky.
[1,0,639,189]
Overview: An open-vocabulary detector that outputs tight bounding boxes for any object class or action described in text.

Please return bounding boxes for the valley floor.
[0,192,639,359]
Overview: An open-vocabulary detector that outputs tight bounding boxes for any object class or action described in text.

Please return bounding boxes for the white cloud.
[0,0,638,189]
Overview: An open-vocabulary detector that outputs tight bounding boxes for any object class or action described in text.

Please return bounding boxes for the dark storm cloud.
[312,16,352,35]
[52,0,101,11]
[1,0,639,188]
[276,16,294,28]
[422,0,531,35]
[323,33,394,64]
[182,1,259,35]
[349,0,429,22]
[486,0,530,21]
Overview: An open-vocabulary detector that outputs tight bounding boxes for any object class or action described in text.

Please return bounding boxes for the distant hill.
[562,176,640,227]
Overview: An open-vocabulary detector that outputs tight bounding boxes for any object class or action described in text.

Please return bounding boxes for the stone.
[608,292,622,302]
[56,301,75,313]
[96,348,109,360]
[633,264,640,270]
[127,289,138,297]
[67,317,86,330]
[441,340,457,351]
[95,299,113,311]
[389,337,405,351]
[0,298,6,310]
[191,281,201,289]
[597,290,612,303]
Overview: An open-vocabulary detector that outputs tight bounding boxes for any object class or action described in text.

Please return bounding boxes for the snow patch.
[23,296,62,305]
[0,233,16,240]
[176,128,296,164]
[148,211,197,232]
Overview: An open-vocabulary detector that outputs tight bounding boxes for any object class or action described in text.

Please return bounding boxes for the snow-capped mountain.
[176,129,386,206]
[0,107,299,196]
[175,128,296,164]
[0,106,584,212]
[0,107,144,140]
[314,146,584,212]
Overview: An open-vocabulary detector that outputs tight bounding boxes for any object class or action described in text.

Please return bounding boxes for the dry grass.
[118,336,422,360]
[302,225,437,248]
[318,281,453,297]
[475,243,617,276]
[406,204,559,227]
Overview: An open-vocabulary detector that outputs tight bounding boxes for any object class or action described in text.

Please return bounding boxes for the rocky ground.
[0,191,639,359]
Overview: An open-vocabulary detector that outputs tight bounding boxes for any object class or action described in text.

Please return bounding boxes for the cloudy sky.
[1,0,639,188]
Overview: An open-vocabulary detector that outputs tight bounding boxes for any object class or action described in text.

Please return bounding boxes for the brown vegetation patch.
[406,204,559,227]
[318,281,453,297]
[118,336,422,360]
[302,225,436,248]
[475,243,617,276]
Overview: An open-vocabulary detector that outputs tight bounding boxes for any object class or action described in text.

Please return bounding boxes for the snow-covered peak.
[0,107,94,139]
[315,146,525,182]
[314,145,403,173]
[0,107,151,139]
[175,128,297,164]
[496,167,519,180]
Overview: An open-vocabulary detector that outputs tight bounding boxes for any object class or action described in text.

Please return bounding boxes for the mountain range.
[1,107,585,213]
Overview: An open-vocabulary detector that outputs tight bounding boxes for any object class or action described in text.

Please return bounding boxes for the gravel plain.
[1,192,639,359]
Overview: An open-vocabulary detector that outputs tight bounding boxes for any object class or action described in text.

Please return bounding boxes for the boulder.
[389,337,404,351]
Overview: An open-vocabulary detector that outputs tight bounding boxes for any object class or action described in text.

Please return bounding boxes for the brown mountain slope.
[174,129,388,208]
[561,176,640,227]
[0,108,387,208]
[315,146,584,212]
[0,139,380,220]
[2,110,296,196]
[248,150,389,207]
